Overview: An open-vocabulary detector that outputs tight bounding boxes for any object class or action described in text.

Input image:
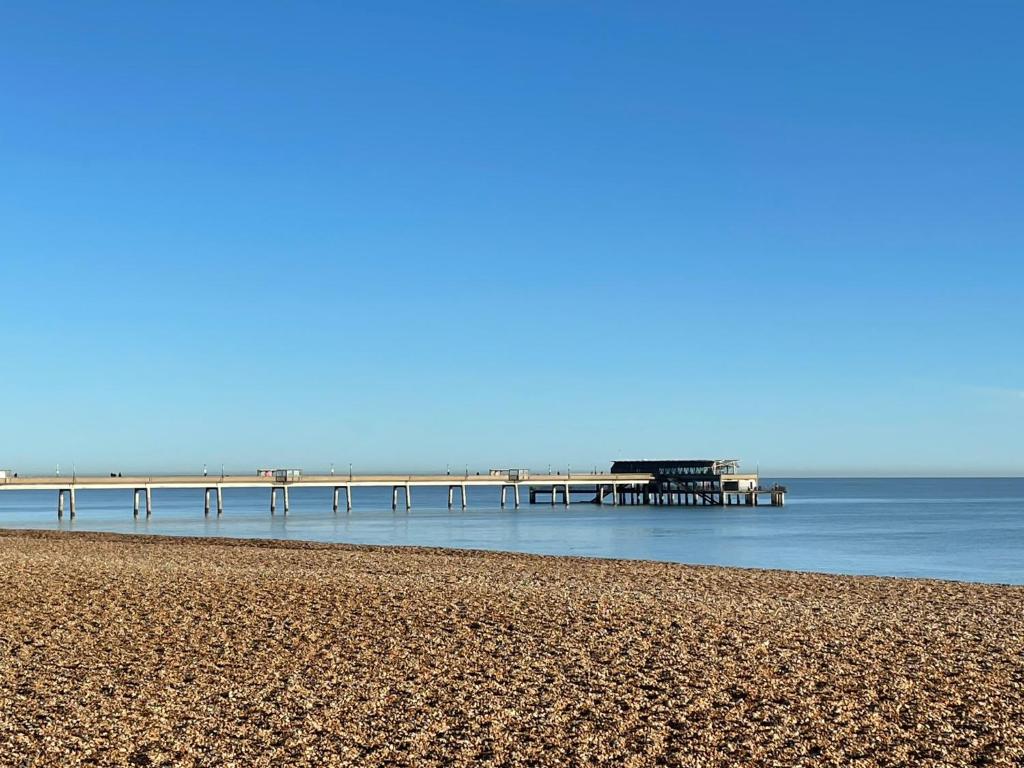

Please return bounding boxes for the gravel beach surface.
[1,530,1022,767]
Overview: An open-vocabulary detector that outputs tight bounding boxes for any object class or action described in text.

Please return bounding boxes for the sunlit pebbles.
[1,530,1022,766]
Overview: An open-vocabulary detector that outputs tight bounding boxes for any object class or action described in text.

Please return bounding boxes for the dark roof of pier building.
[612,459,721,475]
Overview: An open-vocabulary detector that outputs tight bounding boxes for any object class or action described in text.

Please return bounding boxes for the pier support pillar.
[270,487,277,514]
[448,485,455,509]
[346,485,352,511]
[134,489,141,518]
[146,487,153,517]
[550,485,556,506]
[497,485,520,509]
[204,488,211,517]
[283,486,290,514]
[564,484,570,506]
[461,484,467,509]
[216,486,223,516]
[333,487,339,513]
[58,488,78,519]
[392,485,411,511]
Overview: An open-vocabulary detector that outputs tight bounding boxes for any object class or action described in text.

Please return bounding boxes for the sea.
[1,477,1022,585]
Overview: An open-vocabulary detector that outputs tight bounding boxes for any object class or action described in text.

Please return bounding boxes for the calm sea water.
[1,478,1022,584]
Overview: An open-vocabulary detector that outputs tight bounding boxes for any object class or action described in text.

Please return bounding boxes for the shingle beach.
[1,530,1022,767]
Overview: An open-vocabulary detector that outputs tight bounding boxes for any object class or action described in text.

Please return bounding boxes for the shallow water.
[1,478,1022,584]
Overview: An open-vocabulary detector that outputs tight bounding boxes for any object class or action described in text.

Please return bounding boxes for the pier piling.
[392,485,411,511]
[448,484,468,509]
[498,484,520,509]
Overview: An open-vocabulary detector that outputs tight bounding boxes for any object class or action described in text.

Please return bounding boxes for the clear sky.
[1,2,1022,476]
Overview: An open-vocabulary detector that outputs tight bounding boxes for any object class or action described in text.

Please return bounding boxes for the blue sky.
[1,2,1022,476]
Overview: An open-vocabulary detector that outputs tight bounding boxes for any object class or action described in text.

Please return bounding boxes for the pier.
[0,460,785,518]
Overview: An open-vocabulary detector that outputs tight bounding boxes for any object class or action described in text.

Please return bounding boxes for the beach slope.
[1,530,1022,766]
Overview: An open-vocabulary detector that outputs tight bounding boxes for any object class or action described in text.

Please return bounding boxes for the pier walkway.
[0,471,785,518]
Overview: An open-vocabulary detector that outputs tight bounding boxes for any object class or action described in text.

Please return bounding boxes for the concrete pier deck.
[0,472,649,490]
[0,471,784,517]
